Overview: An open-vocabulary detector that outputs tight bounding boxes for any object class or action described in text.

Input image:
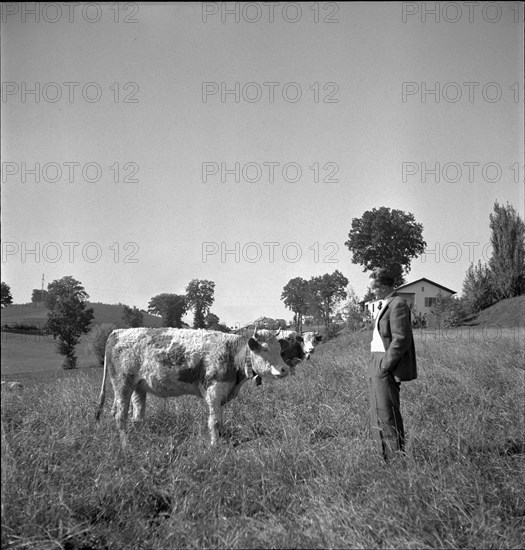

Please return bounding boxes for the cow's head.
[278,337,305,375]
[301,332,323,359]
[248,327,289,378]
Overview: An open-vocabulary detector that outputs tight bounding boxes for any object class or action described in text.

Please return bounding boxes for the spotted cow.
[95,327,289,447]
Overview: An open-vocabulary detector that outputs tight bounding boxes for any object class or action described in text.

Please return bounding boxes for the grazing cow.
[95,327,289,447]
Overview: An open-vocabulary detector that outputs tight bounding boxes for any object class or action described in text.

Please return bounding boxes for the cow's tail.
[95,346,109,421]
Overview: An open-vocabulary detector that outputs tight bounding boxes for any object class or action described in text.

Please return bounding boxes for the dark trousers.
[368,352,405,460]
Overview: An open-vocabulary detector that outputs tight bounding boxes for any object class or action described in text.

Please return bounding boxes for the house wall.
[405,281,454,315]
[363,281,455,321]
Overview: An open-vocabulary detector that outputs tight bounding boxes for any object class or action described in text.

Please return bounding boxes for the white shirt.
[370,304,386,352]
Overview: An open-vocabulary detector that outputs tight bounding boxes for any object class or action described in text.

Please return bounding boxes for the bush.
[122,305,144,328]
[462,261,497,314]
[431,295,468,328]
[87,323,117,367]
[60,355,76,370]
[346,309,373,332]
[411,311,427,329]
[325,322,343,340]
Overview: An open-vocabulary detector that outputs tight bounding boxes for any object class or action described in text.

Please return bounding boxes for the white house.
[362,277,456,318]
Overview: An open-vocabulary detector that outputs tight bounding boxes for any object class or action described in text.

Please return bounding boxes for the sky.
[1,2,523,327]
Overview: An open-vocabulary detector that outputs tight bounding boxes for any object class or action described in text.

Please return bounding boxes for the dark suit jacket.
[376,294,417,382]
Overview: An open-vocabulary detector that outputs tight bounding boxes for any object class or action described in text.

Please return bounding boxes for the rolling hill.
[1,302,163,329]
[464,295,524,327]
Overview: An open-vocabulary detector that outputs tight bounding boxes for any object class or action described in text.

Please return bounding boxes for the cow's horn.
[253,322,258,337]
[276,327,282,337]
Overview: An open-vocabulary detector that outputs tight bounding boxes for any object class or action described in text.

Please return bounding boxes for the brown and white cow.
[95,327,289,447]
[276,329,323,372]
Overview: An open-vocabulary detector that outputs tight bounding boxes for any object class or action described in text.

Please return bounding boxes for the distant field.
[1,302,163,329]
[1,302,163,378]
[1,332,99,378]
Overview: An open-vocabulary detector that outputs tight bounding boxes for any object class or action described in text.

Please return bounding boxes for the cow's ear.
[316,335,323,341]
[295,336,304,342]
[248,337,261,352]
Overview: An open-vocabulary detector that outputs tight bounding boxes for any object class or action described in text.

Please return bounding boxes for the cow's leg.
[205,383,228,445]
[131,380,147,424]
[113,375,135,449]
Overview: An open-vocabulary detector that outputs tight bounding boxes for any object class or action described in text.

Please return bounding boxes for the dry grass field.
[1,317,524,549]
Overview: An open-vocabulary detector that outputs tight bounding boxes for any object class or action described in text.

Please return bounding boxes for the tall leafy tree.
[281,277,309,332]
[122,305,144,328]
[345,207,426,285]
[185,279,215,329]
[45,276,89,310]
[44,276,94,369]
[307,270,349,330]
[148,293,187,328]
[488,201,525,299]
[1,282,13,307]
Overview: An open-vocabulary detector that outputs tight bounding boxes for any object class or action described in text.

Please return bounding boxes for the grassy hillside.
[2,327,523,549]
[466,295,525,327]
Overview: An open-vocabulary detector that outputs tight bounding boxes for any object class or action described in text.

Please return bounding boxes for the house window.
[422,286,425,292]
[425,297,437,307]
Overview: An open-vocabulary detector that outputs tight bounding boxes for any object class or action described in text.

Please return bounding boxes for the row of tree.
[146,279,220,329]
[2,276,225,369]
[281,201,524,332]
[462,202,524,311]
[46,277,223,368]
[279,207,427,332]
[434,202,525,325]
[281,270,349,332]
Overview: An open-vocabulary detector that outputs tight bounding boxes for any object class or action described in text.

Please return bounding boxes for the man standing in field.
[367,267,417,460]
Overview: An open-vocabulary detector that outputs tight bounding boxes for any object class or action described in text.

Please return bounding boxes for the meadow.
[1,324,524,549]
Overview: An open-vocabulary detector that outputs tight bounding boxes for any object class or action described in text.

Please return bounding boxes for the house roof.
[395,277,456,295]
[360,277,456,305]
